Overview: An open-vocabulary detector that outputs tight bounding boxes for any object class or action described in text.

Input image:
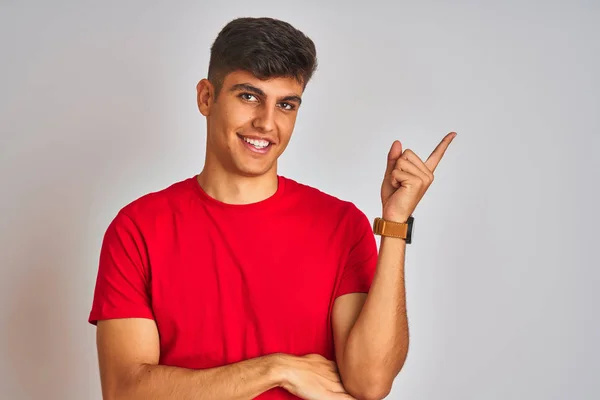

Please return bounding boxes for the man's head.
[196,17,317,178]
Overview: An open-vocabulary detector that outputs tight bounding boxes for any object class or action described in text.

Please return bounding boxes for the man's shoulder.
[281,176,372,241]
[117,175,197,221]
[281,175,363,215]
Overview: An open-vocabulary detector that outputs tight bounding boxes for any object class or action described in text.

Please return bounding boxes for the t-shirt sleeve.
[334,205,379,298]
[88,210,154,325]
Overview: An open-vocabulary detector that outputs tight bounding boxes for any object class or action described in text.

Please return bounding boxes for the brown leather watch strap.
[373,217,409,239]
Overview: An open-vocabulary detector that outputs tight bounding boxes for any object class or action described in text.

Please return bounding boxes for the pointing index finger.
[425,131,457,172]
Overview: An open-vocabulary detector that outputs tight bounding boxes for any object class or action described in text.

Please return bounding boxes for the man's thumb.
[385,140,403,176]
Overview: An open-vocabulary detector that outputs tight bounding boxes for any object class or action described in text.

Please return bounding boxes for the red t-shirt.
[88,175,378,398]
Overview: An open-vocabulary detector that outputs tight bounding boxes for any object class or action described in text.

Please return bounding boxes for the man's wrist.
[268,353,294,389]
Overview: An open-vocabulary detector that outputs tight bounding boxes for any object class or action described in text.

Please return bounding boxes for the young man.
[88,17,456,400]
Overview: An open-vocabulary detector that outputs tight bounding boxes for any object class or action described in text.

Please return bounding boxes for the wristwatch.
[373,216,415,243]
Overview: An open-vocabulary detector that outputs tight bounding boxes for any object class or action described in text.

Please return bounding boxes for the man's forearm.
[114,353,283,400]
[343,236,409,396]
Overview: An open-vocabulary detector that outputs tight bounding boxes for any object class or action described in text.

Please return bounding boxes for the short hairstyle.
[207,17,318,97]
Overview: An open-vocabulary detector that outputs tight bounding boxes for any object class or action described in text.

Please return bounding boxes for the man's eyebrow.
[281,95,302,105]
[229,83,265,97]
[229,83,302,105]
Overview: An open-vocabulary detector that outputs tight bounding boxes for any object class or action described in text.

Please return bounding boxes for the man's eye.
[279,102,295,111]
[240,93,257,101]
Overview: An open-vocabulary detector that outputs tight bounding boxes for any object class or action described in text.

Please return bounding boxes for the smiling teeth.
[243,137,270,148]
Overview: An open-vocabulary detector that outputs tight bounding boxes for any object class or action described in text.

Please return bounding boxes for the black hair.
[208,17,318,97]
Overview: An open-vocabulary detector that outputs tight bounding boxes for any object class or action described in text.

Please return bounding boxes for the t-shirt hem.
[88,310,155,325]
[334,286,371,298]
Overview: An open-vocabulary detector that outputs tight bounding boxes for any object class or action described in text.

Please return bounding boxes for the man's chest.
[146,222,348,366]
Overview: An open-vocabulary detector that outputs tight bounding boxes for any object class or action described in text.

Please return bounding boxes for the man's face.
[198,70,303,178]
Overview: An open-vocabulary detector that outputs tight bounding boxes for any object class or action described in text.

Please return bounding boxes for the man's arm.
[97,318,283,400]
[332,237,408,400]
[333,133,455,399]
[97,318,355,400]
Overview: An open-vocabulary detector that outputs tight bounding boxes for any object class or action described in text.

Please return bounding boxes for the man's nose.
[252,105,275,133]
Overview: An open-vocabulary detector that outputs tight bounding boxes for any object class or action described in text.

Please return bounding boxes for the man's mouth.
[237,134,273,153]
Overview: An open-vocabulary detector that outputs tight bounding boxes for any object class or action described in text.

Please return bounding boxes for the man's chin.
[236,164,276,178]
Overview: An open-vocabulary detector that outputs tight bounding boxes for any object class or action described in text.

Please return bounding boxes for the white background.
[1,1,599,399]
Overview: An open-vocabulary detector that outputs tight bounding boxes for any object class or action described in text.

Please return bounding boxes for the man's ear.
[197,79,214,116]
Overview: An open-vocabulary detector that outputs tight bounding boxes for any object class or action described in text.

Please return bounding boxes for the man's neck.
[196,168,279,205]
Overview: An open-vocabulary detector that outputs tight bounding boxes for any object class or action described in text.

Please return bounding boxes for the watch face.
[406,216,414,244]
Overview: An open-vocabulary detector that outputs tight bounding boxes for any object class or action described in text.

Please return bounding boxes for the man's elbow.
[341,355,410,400]
[340,345,408,399]
[101,363,149,400]
[342,371,393,400]
[361,384,393,400]
[101,380,132,400]
[347,381,392,400]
